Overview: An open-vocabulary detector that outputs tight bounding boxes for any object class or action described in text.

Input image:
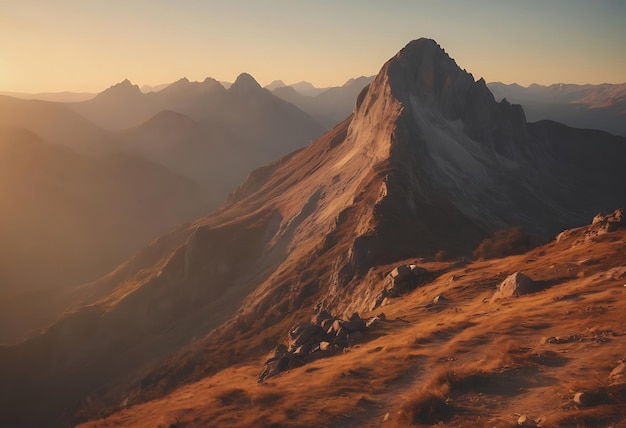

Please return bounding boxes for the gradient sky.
[1,0,625,93]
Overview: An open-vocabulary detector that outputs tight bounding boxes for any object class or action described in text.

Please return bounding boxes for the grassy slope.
[80,225,626,427]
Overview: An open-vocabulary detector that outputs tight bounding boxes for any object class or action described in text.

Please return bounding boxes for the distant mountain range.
[266,76,375,128]
[4,78,624,136]
[488,82,626,136]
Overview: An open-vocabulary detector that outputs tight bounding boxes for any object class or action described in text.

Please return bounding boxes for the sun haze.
[1,0,624,93]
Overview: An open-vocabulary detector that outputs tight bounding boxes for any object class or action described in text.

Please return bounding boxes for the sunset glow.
[1,0,625,93]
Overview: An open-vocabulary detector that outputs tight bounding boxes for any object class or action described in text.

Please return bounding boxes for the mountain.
[271,76,375,128]
[264,79,287,91]
[119,110,240,194]
[117,73,325,193]
[290,80,328,96]
[0,127,210,343]
[0,95,111,154]
[1,38,625,426]
[140,82,173,93]
[488,82,626,136]
[0,91,96,102]
[67,79,154,129]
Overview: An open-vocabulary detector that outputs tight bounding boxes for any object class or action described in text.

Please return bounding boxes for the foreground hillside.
[81,213,626,427]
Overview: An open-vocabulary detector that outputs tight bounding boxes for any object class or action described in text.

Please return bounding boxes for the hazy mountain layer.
[0,128,211,343]
[271,76,374,128]
[488,82,626,136]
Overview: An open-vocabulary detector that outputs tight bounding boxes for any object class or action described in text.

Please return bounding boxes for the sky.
[1,0,625,93]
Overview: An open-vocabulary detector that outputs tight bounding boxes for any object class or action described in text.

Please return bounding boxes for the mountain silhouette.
[488,81,626,136]
[271,75,374,128]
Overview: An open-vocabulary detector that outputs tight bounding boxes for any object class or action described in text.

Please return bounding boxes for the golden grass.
[79,229,626,427]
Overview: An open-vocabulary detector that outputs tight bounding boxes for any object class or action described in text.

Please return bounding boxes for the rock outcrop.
[258,311,383,383]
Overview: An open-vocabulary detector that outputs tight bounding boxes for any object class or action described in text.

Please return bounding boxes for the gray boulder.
[491,272,536,301]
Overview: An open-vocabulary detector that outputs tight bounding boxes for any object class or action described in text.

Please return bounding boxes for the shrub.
[472,226,531,260]
[397,390,451,425]
[434,250,449,262]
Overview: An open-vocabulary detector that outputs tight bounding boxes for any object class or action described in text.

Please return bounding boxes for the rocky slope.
[1,38,624,426]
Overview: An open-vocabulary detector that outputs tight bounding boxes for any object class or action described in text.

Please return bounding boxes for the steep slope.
[0,127,210,343]
[488,82,626,136]
[1,38,624,426]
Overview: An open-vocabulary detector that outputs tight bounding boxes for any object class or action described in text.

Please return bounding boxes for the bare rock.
[318,341,331,351]
[610,361,626,382]
[288,323,324,351]
[491,272,536,301]
[345,312,366,332]
[366,313,385,328]
[311,310,333,326]
[372,264,429,308]
[573,391,606,407]
[573,392,587,406]
[517,415,537,427]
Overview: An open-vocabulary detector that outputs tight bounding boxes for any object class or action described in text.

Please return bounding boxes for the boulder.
[311,310,333,326]
[517,415,537,427]
[318,341,331,351]
[610,361,626,382]
[327,319,346,335]
[288,323,324,351]
[258,346,290,383]
[573,391,606,407]
[372,265,429,308]
[265,344,287,362]
[366,313,386,328]
[491,272,536,301]
[320,317,335,331]
[344,312,366,332]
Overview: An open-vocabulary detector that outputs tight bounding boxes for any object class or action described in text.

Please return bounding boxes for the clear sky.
[1,0,625,93]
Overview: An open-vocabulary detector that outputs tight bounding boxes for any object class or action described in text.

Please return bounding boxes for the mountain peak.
[265,80,286,91]
[230,73,262,93]
[97,78,142,99]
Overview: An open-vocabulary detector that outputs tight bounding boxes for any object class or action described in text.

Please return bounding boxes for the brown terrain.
[80,212,626,427]
[0,38,624,427]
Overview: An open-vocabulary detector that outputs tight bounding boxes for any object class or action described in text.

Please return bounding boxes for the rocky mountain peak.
[230,72,263,94]
[95,78,143,100]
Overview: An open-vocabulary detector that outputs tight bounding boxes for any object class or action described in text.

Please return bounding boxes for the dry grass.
[79,229,626,427]
[394,389,452,426]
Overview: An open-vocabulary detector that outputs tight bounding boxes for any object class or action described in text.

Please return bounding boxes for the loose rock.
[491,272,537,301]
